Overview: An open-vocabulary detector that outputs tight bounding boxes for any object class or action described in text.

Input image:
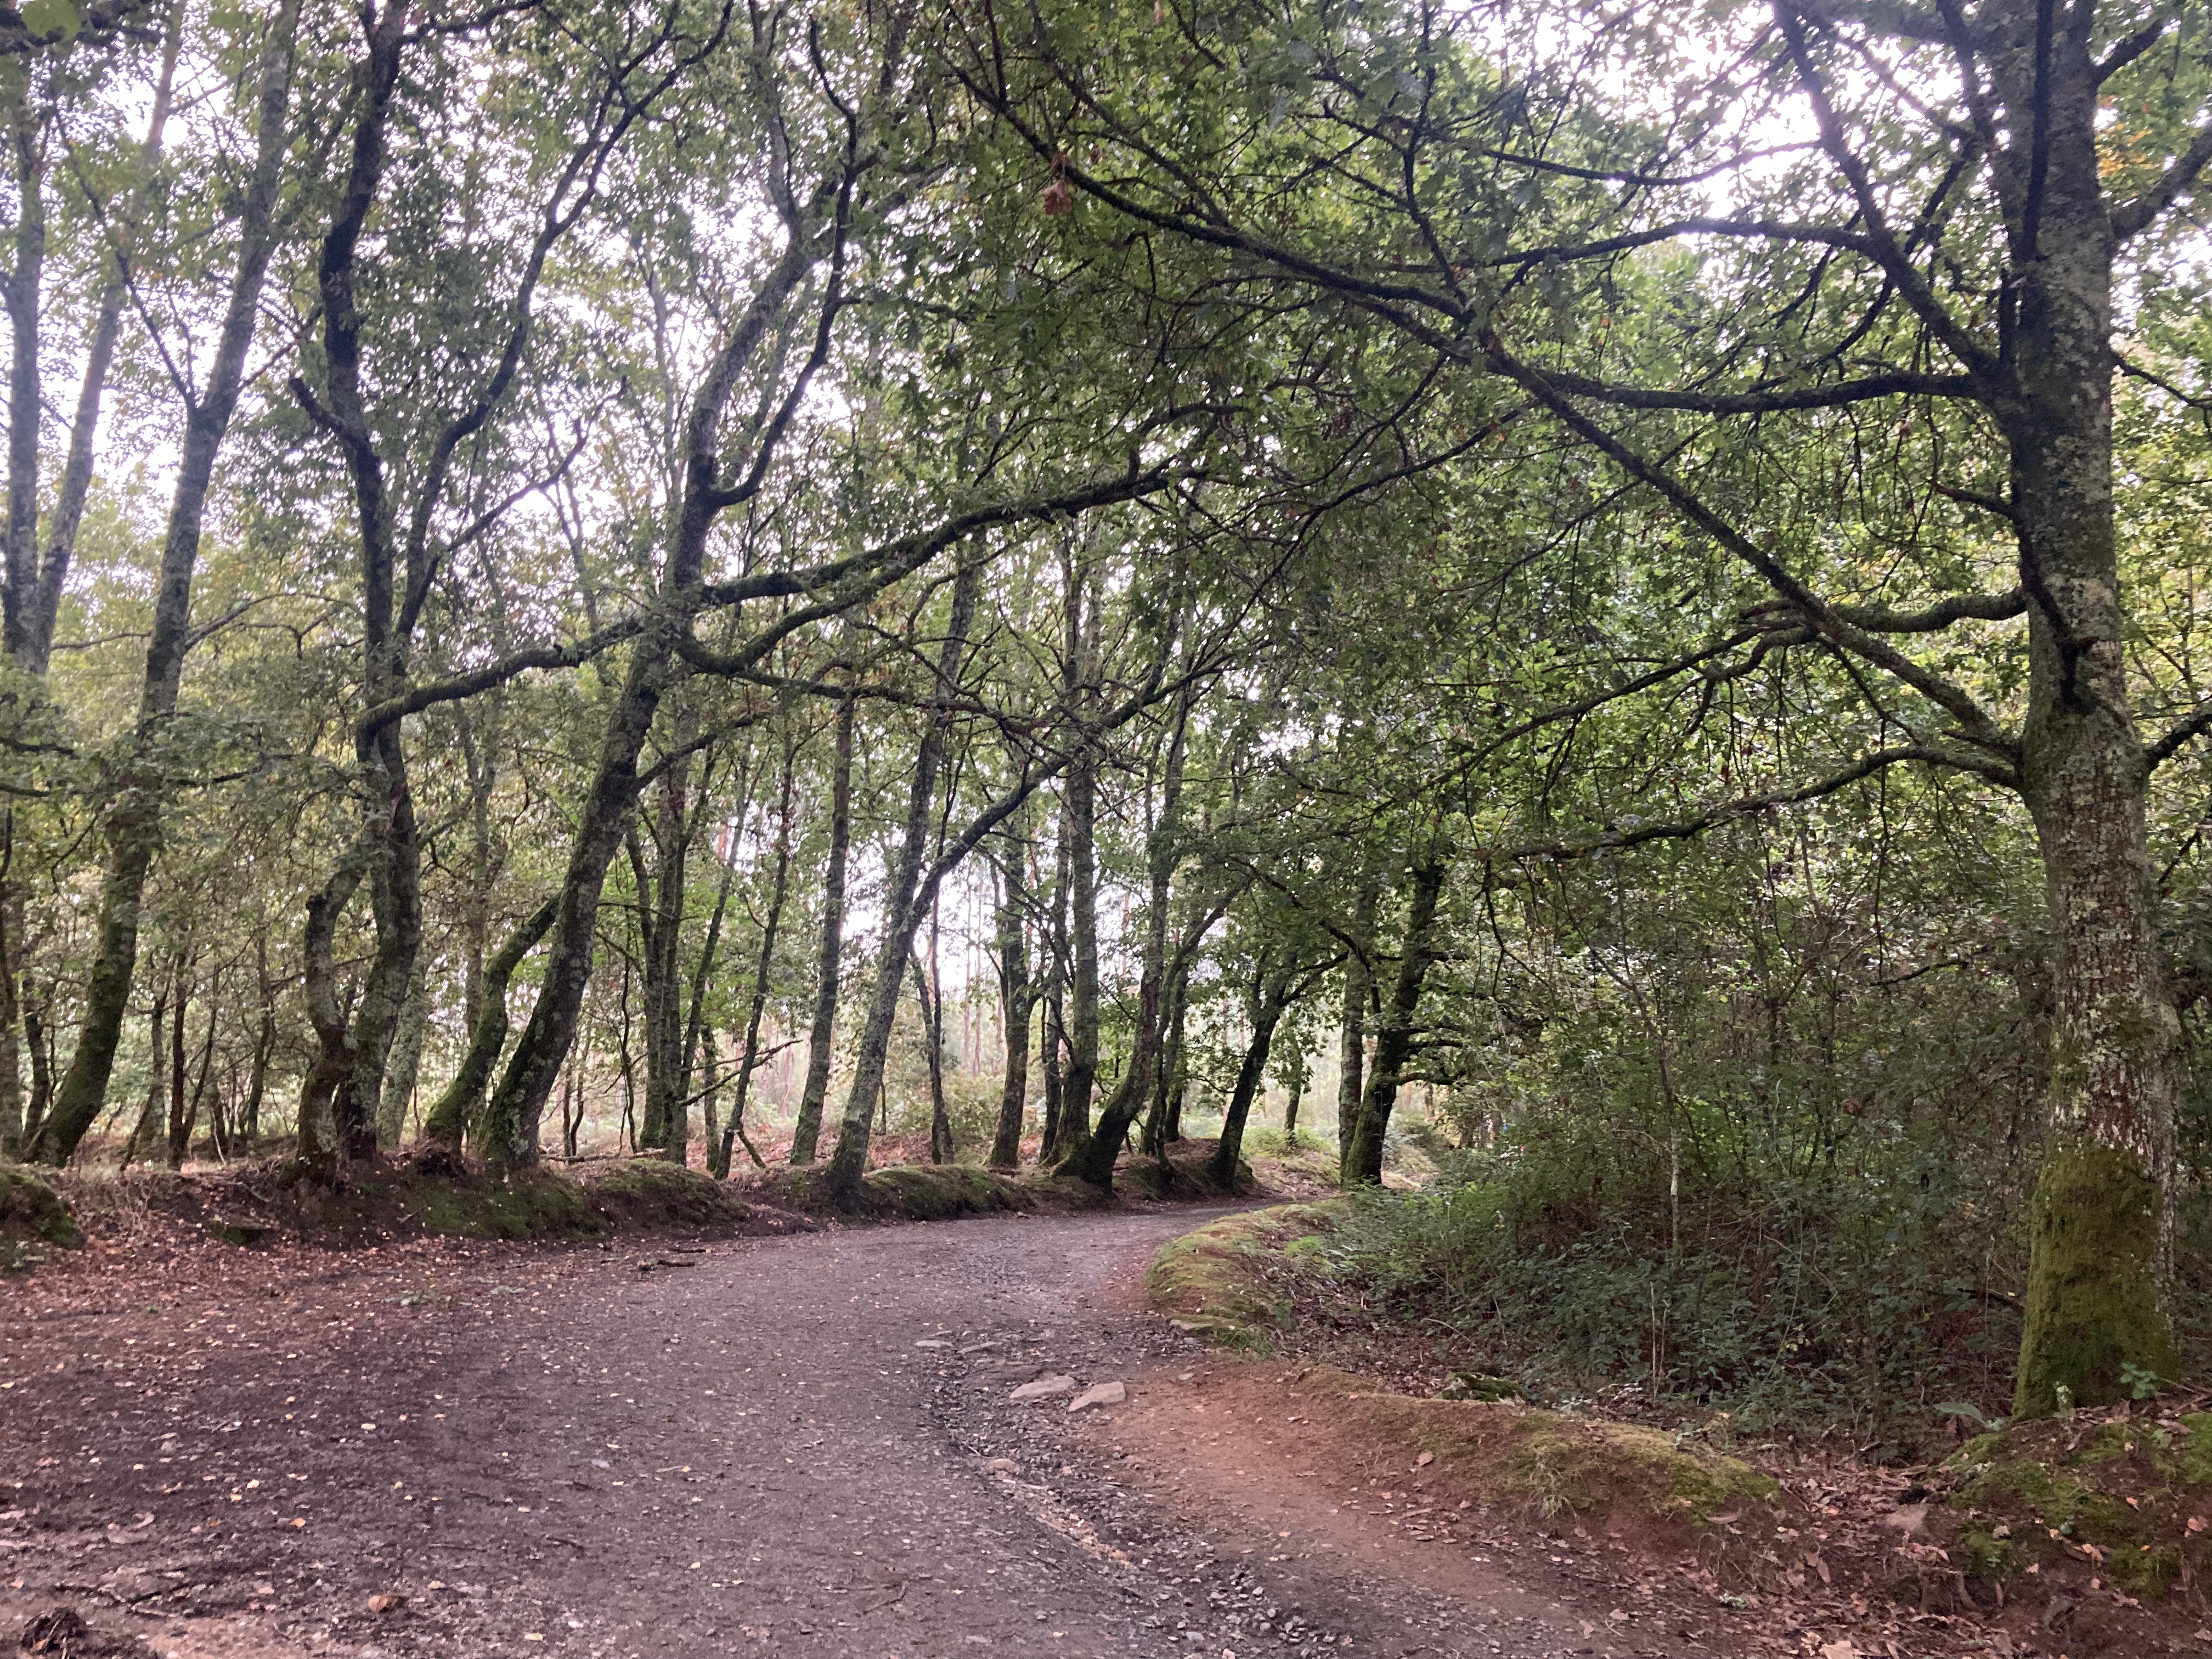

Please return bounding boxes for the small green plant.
[2121,1361,2164,1402]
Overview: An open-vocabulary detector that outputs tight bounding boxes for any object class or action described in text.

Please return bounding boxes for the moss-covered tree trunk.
[27,4,299,1166]
[1999,5,2182,1415]
[1211,955,1291,1188]
[421,897,556,1150]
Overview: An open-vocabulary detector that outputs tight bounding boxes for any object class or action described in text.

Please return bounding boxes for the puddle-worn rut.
[4,1206,1654,1658]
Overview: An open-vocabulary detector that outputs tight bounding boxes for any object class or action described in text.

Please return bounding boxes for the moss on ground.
[1943,1409,2212,1596]
[583,1159,751,1229]
[1145,1203,1344,1348]
[387,1165,610,1240]
[744,1161,1034,1221]
[0,1164,84,1269]
[1335,1375,1777,1526]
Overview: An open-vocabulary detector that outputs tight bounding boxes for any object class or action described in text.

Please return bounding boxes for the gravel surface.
[4,1205,1641,1658]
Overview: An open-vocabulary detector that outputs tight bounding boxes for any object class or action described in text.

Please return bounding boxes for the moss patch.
[386,1165,609,1240]
[582,1159,751,1230]
[1302,1363,1775,1531]
[1943,1409,2212,1595]
[1146,1203,1344,1349]
[743,1161,1034,1222]
[1119,1138,1256,1201]
[0,1164,84,1269]
[2013,1136,2176,1415]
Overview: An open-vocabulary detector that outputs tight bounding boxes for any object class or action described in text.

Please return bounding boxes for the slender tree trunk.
[789,694,854,1164]
[123,988,168,1170]
[0,837,19,1158]
[1036,819,1073,1163]
[421,896,558,1149]
[1062,703,1186,1188]
[171,986,218,1168]
[1282,1058,1304,1141]
[1211,958,1292,1188]
[1345,861,1447,1186]
[1,89,46,667]
[824,560,982,1198]
[29,4,300,1165]
[986,830,1032,1169]
[24,997,51,1147]
[721,744,795,1176]
[162,955,194,1167]
[1335,878,1379,1164]
[917,933,952,1165]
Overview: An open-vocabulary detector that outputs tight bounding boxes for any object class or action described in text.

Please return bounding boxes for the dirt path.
[4,1207,1673,1659]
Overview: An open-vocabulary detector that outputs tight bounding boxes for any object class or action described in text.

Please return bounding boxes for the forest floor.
[0,1180,2139,1659]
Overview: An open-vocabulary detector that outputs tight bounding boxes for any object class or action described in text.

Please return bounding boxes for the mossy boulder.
[1146,1203,1344,1348]
[0,1165,84,1268]
[1943,1410,2212,1596]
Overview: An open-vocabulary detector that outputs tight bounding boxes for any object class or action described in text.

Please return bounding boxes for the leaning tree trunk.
[789,693,854,1164]
[28,5,301,1165]
[420,897,557,1149]
[1211,957,1292,1189]
[1345,860,1447,1187]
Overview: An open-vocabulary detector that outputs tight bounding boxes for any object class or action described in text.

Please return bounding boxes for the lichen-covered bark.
[1989,1,2181,1412]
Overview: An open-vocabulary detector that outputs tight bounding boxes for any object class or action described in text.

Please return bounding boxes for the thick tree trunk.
[1997,8,2181,1413]
[27,5,300,1165]
[789,695,853,1164]
[1335,879,1379,1164]
[376,957,428,1149]
[1345,861,1447,1186]
[824,561,982,1198]
[1,94,45,667]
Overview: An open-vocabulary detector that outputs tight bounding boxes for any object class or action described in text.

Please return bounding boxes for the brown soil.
[0,1176,1791,1659]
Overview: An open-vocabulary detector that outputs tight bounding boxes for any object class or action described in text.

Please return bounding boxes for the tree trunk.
[1035,827,1071,1163]
[1335,879,1379,1165]
[916,935,952,1165]
[0,842,20,1158]
[27,3,301,1166]
[1,89,46,668]
[1345,861,1447,1186]
[1062,702,1186,1188]
[824,560,983,1198]
[1211,957,1291,1188]
[1999,6,2181,1413]
[986,831,1032,1169]
[376,956,428,1149]
[421,896,557,1149]
[123,988,168,1170]
[789,693,854,1165]
[721,744,795,1176]
[163,956,199,1167]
